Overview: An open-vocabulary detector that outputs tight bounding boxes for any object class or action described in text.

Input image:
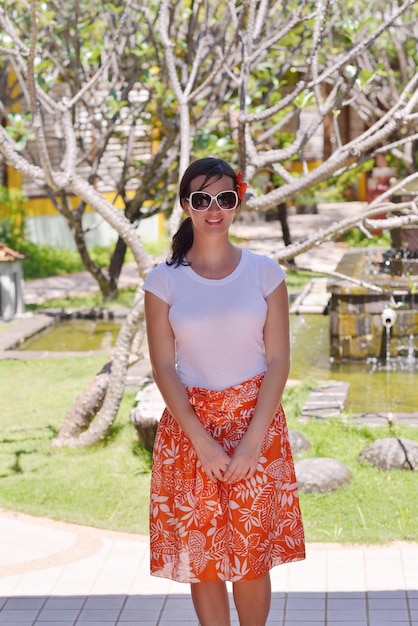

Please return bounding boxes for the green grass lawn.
[0,358,151,535]
[1,357,417,543]
[294,419,418,543]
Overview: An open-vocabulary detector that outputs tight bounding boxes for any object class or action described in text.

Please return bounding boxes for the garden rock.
[295,457,352,494]
[288,430,311,457]
[131,381,164,452]
[131,411,158,452]
[358,437,418,471]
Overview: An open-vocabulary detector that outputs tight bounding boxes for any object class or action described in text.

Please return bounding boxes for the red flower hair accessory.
[236,172,248,201]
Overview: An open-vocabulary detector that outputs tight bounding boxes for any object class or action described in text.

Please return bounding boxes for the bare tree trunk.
[108,236,128,293]
[52,361,112,443]
[72,219,117,301]
[57,191,117,299]
[277,203,292,248]
[52,291,145,447]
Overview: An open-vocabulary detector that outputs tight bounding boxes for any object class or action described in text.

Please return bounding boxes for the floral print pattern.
[150,375,305,583]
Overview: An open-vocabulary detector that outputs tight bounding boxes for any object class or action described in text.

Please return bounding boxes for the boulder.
[288,430,311,457]
[131,410,158,452]
[358,437,418,470]
[131,381,164,452]
[295,457,352,494]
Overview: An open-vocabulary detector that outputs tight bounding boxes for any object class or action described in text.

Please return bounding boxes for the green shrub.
[22,242,88,278]
[0,185,27,249]
[342,228,390,248]
[21,239,167,280]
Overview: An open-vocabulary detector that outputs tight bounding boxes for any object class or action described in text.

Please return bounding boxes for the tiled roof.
[0,243,26,262]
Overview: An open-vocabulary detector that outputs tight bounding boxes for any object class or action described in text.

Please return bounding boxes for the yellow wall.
[3,175,166,243]
[21,190,132,217]
[6,166,22,190]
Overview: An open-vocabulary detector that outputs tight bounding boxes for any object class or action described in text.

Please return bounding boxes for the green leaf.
[294,91,314,109]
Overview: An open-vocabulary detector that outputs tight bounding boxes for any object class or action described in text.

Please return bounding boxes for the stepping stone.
[300,381,349,421]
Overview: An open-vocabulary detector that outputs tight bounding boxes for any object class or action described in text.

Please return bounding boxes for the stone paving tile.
[1,590,418,625]
[326,622,368,626]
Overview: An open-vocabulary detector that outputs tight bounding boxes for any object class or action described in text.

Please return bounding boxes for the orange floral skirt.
[149,374,305,583]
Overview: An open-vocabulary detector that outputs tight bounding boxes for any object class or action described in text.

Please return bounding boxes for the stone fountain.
[328,224,418,363]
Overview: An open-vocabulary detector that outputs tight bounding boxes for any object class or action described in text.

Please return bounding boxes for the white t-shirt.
[142,248,286,391]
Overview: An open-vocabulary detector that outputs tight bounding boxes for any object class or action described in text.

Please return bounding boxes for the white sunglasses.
[185,190,239,211]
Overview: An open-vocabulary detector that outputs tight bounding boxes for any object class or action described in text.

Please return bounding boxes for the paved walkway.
[21,265,141,307]
[1,509,417,625]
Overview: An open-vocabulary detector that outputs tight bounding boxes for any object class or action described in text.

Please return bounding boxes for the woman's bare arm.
[223,280,290,483]
[144,291,230,481]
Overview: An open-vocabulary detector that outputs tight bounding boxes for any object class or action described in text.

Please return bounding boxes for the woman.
[142,157,305,626]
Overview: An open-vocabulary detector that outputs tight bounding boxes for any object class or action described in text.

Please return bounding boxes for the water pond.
[17,314,418,413]
[290,314,418,414]
[19,318,120,352]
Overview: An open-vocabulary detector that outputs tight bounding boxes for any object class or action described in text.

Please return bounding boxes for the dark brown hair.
[167,157,239,266]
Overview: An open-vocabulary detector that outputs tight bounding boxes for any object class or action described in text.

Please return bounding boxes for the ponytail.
[166,217,193,266]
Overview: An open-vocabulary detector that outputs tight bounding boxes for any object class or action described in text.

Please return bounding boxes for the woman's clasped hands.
[195,433,261,484]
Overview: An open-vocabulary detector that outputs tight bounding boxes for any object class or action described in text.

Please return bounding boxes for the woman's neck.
[186,241,241,279]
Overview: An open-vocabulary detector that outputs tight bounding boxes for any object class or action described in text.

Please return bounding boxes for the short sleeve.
[259,254,286,297]
[142,263,171,304]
